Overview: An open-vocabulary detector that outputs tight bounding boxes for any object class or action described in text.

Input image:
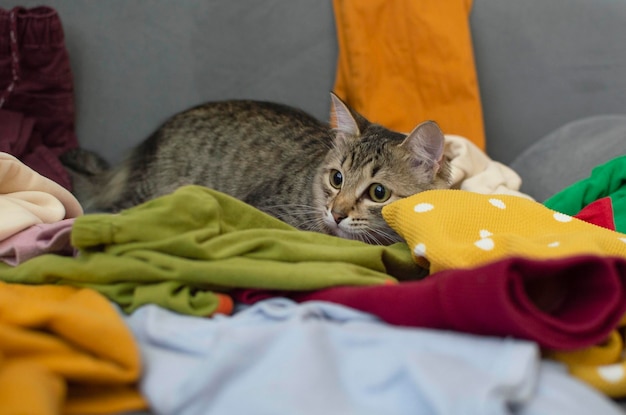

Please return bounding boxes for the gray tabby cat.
[62,93,451,245]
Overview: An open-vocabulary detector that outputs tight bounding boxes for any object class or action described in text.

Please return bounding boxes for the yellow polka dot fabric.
[383,189,626,398]
[382,189,626,274]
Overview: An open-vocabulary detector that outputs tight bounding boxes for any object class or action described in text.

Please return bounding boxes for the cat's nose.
[332,210,347,224]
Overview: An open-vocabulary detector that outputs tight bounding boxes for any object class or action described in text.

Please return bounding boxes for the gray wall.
[2,0,338,164]
[4,0,626,166]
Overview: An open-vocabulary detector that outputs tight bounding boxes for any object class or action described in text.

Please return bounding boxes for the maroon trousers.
[0,6,78,190]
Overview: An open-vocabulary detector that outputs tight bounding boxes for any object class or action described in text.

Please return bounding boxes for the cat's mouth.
[322,212,399,245]
[322,213,355,238]
[330,225,354,240]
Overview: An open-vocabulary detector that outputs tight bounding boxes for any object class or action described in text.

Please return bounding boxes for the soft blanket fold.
[0,151,82,242]
[0,186,420,316]
[123,300,625,415]
[0,281,146,415]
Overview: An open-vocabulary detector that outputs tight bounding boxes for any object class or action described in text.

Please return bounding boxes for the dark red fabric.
[0,6,78,189]
[574,196,616,231]
[0,109,34,155]
[233,255,626,350]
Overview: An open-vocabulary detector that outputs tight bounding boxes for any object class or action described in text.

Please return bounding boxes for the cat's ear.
[330,92,360,137]
[401,121,446,173]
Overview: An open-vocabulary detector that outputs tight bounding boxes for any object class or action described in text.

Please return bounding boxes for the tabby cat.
[62,93,451,245]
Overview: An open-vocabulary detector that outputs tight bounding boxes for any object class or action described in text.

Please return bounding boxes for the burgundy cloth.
[234,255,626,351]
[0,6,78,190]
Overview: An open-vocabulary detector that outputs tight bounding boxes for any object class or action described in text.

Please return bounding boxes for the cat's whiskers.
[249,200,402,245]
[359,232,378,245]
[365,225,403,245]
[261,203,327,232]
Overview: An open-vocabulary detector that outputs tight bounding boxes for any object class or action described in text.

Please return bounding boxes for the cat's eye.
[330,169,343,189]
[368,183,391,202]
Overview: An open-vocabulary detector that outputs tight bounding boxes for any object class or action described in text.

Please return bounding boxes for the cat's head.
[312,93,451,245]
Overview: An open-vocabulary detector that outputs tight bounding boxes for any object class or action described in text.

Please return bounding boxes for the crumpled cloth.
[0,281,147,415]
[0,152,82,241]
[123,299,624,415]
[234,255,626,351]
[445,134,534,200]
[0,186,418,316]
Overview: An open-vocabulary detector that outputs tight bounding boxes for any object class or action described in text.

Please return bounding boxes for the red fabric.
[0,6,78,190]
[234,255,626,350]
[573,196,616,231]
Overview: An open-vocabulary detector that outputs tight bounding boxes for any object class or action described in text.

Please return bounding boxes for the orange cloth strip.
[333,0,485,149]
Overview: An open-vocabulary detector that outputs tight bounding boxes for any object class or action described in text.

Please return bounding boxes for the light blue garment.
[124,299,623,415]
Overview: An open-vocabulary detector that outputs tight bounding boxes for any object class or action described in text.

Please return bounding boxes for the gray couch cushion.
[510,114,626,202]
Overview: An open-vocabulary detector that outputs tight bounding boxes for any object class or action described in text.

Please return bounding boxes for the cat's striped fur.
[62,93,451,245]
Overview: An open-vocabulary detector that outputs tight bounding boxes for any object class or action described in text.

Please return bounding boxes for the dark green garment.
[0,186,421,316]
[544,155,626,232]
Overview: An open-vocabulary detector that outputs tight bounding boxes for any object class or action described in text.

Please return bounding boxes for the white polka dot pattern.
[413,243,426,257]
[381,189,626,274]
[413,203,434,213]
[597,364,625,384]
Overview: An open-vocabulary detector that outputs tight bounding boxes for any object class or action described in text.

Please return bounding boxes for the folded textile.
[0,281,146,415]
[0,186,419,316]
[445,135,534,200]
[382,189,626,274]
[0,6,79,189]
[234,255,626,350]
[0,218,75,265]
[0,152,82,241]
[544,155,626,233]
[123,300,624,415]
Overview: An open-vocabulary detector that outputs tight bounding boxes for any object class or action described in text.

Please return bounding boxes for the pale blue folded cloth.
[124,299,623,415]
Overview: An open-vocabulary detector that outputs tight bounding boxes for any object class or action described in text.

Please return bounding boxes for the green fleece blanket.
[0,186,421,316]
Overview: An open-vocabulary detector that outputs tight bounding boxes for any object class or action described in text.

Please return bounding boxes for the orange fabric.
[214,293,235,316]
[333,0,485,150]
[0,282,147,415]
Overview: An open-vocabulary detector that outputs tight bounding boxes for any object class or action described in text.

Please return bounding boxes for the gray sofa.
[9,0,626,201]
[3,2,626,414]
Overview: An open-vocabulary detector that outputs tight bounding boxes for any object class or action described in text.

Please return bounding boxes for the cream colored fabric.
[445,135,534,200]
[0,152,82,241]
